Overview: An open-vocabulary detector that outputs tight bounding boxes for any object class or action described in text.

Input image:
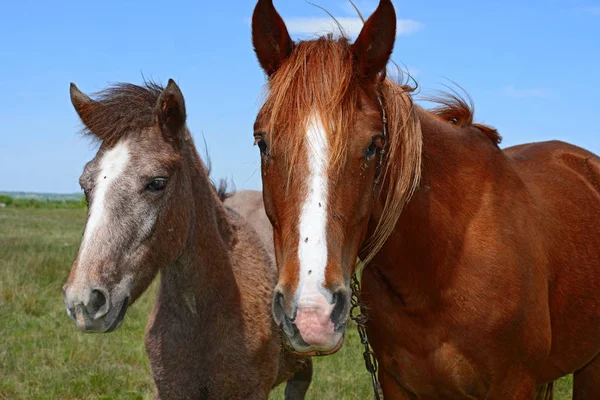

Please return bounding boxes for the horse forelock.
[78,80,164,147]
[261,37,358,177]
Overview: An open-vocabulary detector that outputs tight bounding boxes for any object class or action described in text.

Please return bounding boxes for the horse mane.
[361,79,422,265]
[80,81,164,147]
[425,90,502,145]
[212,178,233,202]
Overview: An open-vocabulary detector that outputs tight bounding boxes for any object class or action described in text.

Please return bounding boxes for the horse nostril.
[87,289,108,318]
[272,290,286,319]
[272,290,294,336]
[330,289,349,331]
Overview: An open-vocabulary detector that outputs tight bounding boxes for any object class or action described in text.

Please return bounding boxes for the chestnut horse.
[250,0,600,398]
[62,80,311,399]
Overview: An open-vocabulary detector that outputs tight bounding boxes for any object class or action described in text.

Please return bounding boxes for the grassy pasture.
[0,194,86,209]
[0,208,573,399]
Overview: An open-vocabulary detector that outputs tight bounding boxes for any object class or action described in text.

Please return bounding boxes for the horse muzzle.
[63,284,130,333]
[273,285,349,355]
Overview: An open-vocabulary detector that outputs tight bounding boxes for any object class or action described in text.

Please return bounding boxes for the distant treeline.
[0,195,86,209]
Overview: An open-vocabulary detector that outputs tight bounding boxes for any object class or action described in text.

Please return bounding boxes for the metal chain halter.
[350,272,383,400]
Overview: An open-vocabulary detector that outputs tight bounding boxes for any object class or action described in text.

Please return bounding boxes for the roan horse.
[62,80,312,399]
[250,0,600,398]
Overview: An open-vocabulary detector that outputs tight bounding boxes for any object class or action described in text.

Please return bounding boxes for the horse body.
[144,187,306,399]
[63,81,310,399]
[249,0,600,397]
[361,108,600,397]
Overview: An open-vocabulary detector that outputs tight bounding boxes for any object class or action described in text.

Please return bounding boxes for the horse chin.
[71,296,130,333]
[284,330,345,356]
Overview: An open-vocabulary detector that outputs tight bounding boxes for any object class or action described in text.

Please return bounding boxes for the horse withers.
[250,0,600,398]
[62,79,311,399]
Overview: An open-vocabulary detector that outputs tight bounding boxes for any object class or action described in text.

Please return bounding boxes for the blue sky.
[1,0,598,193]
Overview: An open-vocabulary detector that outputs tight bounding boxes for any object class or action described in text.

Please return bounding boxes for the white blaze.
[297,114,331,307]
[79,141,130,262]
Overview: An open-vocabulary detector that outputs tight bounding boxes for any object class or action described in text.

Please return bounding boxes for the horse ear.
[155,79,186,138]
[252,0,294,76]
[351,0,397,81]
[70,83,100,130]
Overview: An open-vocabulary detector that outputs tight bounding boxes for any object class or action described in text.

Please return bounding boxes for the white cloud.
[284,17,424,37]
[503,86,550,98]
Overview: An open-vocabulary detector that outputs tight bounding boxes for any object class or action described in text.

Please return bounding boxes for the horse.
[62,79,312,399]
[250,0,600,398]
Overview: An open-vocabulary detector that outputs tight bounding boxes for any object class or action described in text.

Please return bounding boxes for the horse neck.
[158,140,238,318]
[369,107,507,306]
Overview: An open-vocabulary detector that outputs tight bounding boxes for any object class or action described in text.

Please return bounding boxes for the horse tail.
[535,381,554,400]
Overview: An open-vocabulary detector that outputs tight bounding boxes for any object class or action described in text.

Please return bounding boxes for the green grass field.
[0,208,573,399]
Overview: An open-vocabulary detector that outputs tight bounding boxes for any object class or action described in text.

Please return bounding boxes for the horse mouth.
[69,296,130,333]
[104,296,129,332]
[283,329,345,356]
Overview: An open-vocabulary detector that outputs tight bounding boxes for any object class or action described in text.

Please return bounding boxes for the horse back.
[224,190,275,260]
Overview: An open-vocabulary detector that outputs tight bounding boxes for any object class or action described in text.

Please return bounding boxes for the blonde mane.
[361,80,422,266]
[261,36,357,175]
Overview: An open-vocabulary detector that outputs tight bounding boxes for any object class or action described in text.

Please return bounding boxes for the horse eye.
[254,135,269,156]
[365,136,383,160]
[146,177,168,192]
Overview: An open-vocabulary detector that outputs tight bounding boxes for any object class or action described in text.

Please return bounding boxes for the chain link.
[350,272,383,400]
